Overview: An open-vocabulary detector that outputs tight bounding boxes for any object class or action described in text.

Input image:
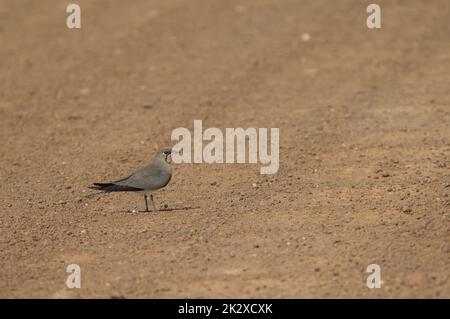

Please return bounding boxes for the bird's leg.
[150,194,157,212]
[144,195,149,212]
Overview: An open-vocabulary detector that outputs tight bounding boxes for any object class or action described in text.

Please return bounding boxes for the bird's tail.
[89,183,115,191]
[83,184,112,198]
[89,183,143,192]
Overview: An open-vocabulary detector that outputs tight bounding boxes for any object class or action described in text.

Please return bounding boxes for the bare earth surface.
[1,0,449,298]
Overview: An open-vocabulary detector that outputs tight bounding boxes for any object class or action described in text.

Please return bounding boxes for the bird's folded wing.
[115,163,171,190]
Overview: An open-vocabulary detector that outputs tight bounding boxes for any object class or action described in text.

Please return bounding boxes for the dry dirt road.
[1,0,449,298]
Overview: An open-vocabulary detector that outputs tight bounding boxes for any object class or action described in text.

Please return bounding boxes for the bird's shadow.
[136,206,200,213]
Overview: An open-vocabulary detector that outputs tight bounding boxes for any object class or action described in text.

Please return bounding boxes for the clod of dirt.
[402,206,412,213]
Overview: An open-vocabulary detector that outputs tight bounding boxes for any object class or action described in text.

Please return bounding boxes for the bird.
[89,148,174,212]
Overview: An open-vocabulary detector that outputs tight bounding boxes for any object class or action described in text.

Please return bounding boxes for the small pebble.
[301,33,311,42]
[80,87,90,95]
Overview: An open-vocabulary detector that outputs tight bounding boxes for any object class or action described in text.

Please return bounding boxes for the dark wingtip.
[93,182,110,186]
[89,183,112,190]
[89,183,144,192]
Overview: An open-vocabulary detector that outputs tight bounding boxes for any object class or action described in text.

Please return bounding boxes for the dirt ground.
[0,0,449,298]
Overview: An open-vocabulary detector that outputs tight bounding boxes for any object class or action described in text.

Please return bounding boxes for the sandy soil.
[0,0,449,298]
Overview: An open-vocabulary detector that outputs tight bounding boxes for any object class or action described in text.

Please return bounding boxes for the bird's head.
[155,148,177,163]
